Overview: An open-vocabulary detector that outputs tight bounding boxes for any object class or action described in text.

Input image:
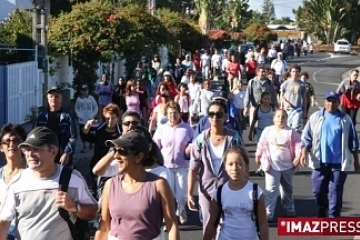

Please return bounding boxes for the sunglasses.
[208,111,224,119]
[113,147,139,156]
[1,137,23,146]
[122,120,140,127]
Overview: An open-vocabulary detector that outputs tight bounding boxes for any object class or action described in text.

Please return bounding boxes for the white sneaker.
[179,210,188,224]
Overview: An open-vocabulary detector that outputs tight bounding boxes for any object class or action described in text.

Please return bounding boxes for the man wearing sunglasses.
[0,127,98,240]
[194,91,243,138]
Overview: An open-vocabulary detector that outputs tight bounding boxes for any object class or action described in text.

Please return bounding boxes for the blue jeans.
[286,108,302,132]
[256,129,264,142]
[7,224,16,240]
[311,163,347,217]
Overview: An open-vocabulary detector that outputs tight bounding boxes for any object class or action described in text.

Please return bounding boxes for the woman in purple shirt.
[153,101,194,225]
[95,131,179,240]
[125,80,142,114]
[96,74,114,116]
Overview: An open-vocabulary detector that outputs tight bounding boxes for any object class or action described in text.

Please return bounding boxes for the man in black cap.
[36,87,77,166]
[0,127,97,240]
[194,91,243,138]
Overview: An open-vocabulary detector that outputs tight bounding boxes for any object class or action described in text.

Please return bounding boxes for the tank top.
[257,106,274,130]
[109,173,162,239]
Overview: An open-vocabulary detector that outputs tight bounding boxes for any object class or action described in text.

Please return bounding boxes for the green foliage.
[0,9,33,64]
[293,0,353,44]
[244,22,278,43]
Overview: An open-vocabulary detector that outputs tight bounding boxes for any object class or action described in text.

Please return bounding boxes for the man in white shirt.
[270,52,287,84]
[201,50,211,79]
[211,49,222,78]
[0,127,98,240]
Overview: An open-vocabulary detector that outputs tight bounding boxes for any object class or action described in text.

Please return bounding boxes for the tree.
[214,0,252,31]
[262,0,276,22]
[293,0,350,44]
[49,0,171,94]
[0,9,33,64]
[271,17,294,25]
[194,0,226,34]
[243,22,277,44]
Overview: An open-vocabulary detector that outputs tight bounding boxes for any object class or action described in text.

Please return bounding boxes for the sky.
[248,0,303,20]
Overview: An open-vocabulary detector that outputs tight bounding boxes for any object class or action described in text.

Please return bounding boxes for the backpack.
[58,167,90,240]
[215,183,260,236]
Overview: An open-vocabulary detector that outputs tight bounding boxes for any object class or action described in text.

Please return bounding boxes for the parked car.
[334,39,351,54]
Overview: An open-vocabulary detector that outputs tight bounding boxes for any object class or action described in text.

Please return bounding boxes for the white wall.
[1,0,32,20]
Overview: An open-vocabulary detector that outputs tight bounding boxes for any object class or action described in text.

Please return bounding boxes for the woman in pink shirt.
[153,101,194,225]
[227,55,241,91]
[255,109,301,222]
[125,80,141,114]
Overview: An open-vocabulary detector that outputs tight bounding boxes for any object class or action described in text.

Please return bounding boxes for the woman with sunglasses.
[95,131,180,240]
[153,101,194,224]
[187,100,243,232]
[0,124,27,240]
[82,103,122,200]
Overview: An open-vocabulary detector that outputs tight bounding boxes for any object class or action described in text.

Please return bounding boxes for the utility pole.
[32,0,50,105]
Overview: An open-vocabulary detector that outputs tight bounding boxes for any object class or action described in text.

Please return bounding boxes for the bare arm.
[92,151,115,176]
[203,199,221,240]
[0,220,11,240]
[94,180,112,240]
[148,112,158,132]
[156,178,180,240]
[258,194,269,240]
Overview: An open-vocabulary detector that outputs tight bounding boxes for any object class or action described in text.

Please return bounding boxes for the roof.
[267,25,299,30]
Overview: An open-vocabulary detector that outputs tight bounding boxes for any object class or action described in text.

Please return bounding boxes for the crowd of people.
[0,42,359,240]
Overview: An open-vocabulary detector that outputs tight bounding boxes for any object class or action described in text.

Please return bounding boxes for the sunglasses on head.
[113,147,139,156]
[1,137,22,145]
[208,111,224,119]
[122,120,140,127]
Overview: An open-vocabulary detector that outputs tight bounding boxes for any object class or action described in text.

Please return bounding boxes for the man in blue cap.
[301,91,360,217]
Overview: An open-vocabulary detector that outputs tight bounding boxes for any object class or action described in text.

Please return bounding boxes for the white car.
[334,39,351,54]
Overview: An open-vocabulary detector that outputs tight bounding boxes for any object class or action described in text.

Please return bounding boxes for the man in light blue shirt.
[301,92,360,218]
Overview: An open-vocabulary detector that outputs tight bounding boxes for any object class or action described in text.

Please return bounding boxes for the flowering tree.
[243,22,278,43]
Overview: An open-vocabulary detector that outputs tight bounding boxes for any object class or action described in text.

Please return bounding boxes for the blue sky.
[248,0,303,20]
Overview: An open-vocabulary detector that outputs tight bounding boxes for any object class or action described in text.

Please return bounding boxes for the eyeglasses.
[113,147,138,156]
[122,120,140,127]
[208,111,224,119]
[21,147,51,154]
[1,137,23,146]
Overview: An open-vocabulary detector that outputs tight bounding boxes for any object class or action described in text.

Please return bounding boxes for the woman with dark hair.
[94,131,180,240]
[135,80,149,122]
[162,71,178,99]
[112,77,127,118]
[95,74,114,117]
[187,100,244,231]
[0,124,27,240]
[125,80,142,115]
[149,90,171,133]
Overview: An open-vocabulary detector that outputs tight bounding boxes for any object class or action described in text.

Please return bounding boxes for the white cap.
[163,71,171,76]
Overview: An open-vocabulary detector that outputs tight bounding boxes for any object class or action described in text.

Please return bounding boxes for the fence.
[0,61,43,126]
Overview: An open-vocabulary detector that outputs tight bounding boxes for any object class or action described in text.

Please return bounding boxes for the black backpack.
[58,167,90,240]
[215,183,260,236]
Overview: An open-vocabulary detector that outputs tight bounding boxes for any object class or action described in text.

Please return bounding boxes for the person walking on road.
[204,147,269,240]
[188,101,243,233]
[336,69,360,126]
[301,92,360,217]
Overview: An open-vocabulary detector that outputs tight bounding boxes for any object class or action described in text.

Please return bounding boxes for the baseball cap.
[105,131,149,157]
[19,127,59,148]
[80,84,88,90]
[212,91,228,102]
[324,91,340,101]
[163,71,171,76]
[47,87,62,94]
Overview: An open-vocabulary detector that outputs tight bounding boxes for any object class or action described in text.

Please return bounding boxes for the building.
[267,24,305,42]
[1,0,31,20]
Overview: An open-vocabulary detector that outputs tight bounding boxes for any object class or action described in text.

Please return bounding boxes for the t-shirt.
[209,140,225,175]
[0,165,97,240]
[320,111,342,164]
[232,89,246,109]
[125,93,141,113]
[201,54,210,67]
[211,54,222,69]
[200,89,214,115]
[213,181,263,240]
[280,79,306,109]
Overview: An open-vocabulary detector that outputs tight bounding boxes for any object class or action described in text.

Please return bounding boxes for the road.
[177,53,360,240]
